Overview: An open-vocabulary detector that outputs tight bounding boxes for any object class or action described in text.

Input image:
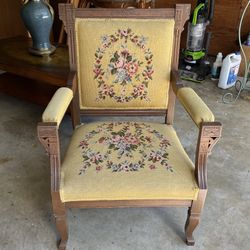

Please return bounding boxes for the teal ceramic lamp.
[21,0,56,56]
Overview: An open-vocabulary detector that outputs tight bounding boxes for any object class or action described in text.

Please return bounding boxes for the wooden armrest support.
[171,70,184,95]
[67,71,81,128]
[67,71,77,90]
[195,122,222,189]
[171,70,222,189]
[37,122,61,192]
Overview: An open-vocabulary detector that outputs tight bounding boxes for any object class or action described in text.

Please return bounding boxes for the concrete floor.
[0,80,249,250]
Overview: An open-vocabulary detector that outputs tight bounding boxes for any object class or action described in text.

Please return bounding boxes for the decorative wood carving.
[195,122,222,189]
[38,122,68,249]
[172,4,190,70]
[167,4,190,125]
[67,71,80,128]
[59,4,77,70]
[37,123,60,192]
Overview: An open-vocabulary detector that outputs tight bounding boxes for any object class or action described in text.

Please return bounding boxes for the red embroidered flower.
[96,166,102,172]
[127,63,138,76]
[149,164,156,170]
[79,140,88,149]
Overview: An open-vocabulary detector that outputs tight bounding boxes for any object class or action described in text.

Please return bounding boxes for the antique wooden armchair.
[37,4,222,249]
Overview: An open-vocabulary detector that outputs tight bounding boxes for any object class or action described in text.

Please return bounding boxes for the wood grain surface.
[1,0,248,55]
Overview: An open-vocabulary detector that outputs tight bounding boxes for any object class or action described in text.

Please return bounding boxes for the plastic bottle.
[218,52,241,89]
[211,52,223,80]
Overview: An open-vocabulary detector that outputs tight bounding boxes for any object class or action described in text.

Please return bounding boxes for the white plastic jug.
[218,52,241,89]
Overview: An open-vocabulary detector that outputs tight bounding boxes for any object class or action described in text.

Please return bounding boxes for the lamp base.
[28,45,56,56]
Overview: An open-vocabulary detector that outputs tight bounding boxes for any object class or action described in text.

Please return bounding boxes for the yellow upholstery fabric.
[60,122,199,202]
[42,87,73,126]
[75,18,175,109]
[177,87,215,127]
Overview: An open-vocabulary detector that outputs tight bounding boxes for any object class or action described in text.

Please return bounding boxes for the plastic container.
[186,22,206,52]
[211,52,223,80]
[218,52,241,89]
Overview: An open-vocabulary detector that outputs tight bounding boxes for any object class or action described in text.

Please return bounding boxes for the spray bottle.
[211,52,223,80]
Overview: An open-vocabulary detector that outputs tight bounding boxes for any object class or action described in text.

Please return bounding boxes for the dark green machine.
[184,0,214,64]
[180,0,215,83]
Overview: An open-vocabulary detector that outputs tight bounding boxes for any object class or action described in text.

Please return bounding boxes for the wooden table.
[0,36,70,105]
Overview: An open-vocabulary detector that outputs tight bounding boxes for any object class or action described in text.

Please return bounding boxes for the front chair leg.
[51,193,68,250]
[55,212,68,250]
[185,190,207,245]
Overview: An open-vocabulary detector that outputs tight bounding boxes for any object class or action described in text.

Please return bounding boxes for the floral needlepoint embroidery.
[96,166,102,172]
[78,122,173,175]
[94,28,154,103]
[149,164,156,170]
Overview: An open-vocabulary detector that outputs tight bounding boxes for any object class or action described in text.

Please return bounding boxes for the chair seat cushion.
[60,122,199,202]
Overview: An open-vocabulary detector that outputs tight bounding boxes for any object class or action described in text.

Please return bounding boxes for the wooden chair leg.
[185,189,207,246]
[56,213,68,250]
[52,193,68,250]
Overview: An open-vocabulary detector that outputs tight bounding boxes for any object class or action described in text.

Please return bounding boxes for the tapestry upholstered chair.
[37,4,222,249]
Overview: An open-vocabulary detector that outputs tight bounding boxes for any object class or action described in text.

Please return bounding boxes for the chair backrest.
[59,4,190,118]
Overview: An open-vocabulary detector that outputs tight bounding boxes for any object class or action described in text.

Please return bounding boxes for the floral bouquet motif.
[78,122,173,175]
[93,28,154,103]
[108,49,142,86]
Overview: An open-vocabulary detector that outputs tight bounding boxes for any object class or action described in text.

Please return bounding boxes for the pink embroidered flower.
[100,84,114,96]
[121,49,130,57]
[112,135,122,143]
[79,140,88,149]
[121,161,130,172]
[96,166,102,172]
[127,63,138,76]
[93,68,102,77]
[149,151,162,162]
[146,69,154,78]
[115,58,126,69]
[120,30,129,37]
[160,139,171,147]
[133,84,145,97]
[124,134,139,145]
[89,153,102,164]
[149,164,156,170]
[138,84,145,90]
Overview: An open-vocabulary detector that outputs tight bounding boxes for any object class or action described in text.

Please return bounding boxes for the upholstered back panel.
[75,18,175,109]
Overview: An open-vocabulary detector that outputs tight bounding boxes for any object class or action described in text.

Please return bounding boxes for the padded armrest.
[42,87,73,127]
[177,87,214,128]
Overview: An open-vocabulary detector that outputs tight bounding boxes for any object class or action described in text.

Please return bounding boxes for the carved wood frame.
[59,4,190,125]
[37,4,223,249]
[171,70,223,190]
